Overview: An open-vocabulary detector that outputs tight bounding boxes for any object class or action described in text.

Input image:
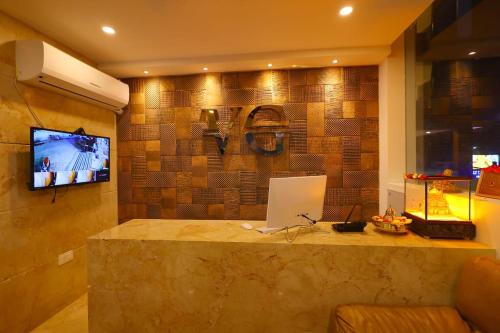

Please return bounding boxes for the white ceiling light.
[101,25,116,35]
[468,51,477,56]
[203,67,208,71]
[332,59,338,64]
[339,6,353,16]
[143,70,149,74]
[267,63,273,68]
[425,131,431,134]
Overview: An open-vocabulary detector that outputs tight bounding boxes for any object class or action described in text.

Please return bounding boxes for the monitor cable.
[13,78,45,128]
[51,186,69,204]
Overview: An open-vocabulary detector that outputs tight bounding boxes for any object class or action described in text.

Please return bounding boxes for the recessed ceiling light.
[101,26,116,35]
[339,6,353,16]
[267,63,273,68]
[425,131,431,134]
[468,51,477,56]
[332,59,338,64]
[203,67,208,71]
[143,70,149,74]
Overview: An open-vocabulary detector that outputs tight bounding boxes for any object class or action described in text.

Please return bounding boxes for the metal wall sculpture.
[200,107,242,154]
[244,105,289,156]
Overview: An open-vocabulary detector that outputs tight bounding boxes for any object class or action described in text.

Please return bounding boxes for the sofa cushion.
[334,304,471,333]
[456,256,500,333]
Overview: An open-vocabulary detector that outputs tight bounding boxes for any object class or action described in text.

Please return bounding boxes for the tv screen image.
[472,154,499,179]
[30,127,110,189]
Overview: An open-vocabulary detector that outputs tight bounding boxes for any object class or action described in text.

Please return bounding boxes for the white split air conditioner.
[16,40,129,113]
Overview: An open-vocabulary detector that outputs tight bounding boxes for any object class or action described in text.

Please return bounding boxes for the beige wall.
[378,34,406,214]
[0,12,117,332]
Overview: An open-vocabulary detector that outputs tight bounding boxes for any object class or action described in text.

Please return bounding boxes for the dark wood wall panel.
[118,66,379,222]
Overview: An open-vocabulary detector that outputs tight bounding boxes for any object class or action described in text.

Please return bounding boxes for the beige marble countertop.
[90,219,493,250]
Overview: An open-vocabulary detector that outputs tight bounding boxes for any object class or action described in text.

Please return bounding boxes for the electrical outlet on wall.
[58,250,74,266]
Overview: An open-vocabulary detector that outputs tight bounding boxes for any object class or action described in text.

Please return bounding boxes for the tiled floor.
[31,294,88,333]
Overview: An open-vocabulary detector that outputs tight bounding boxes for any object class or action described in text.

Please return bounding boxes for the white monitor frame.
[266,175,327,229]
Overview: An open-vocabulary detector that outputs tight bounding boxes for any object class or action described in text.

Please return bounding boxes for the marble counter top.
[90,218,492,250]
[88,219,495,333]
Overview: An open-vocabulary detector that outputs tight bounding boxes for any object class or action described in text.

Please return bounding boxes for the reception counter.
[87,219,495,333]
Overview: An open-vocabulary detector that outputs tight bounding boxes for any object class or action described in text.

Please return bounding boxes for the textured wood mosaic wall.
[117,66,379,223]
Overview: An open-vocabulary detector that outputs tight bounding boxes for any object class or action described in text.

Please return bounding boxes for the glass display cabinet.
[404,176,475,239]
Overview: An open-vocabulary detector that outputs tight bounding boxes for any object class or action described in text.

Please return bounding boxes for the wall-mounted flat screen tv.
[30,127,110,190]
[472,154,499,179]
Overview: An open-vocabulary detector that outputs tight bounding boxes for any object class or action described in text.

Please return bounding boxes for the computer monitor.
[266,175,327,229]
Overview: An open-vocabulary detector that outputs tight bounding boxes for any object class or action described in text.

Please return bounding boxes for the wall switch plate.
[58,250,74,266]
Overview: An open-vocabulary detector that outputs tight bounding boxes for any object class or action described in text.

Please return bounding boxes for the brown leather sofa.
[330,256,500,333]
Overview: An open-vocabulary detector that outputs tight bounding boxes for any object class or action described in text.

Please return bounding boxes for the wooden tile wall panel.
[145,172,176,188]
[176,140,192,155]
[343,101,366,118]
[325,119,361,136]
[289,86,306,103]
[208,204,225,219]
[307,68,342,85]
[159,108,176,123]
[323,205,361,221]
[222,73,239,89]
[360,83,378,101]
[272,70,289,104]
[160,124,177,155]
[307,103,325,137]
[147,204,162,218]
[177,204,208,219]
[240,171,257,205]
[191,122,206,139]
[161,156,177,171]
[256,187,269,204]
[256,171,272,187]
[145,109,160,124]
[191,139,205,155]
[325,84,343,118]
[131,124,160,141]
[192,187,224,204]
[290,154,326,171]
[306,85,325,102]
[343,170,378,188]
[207,154,224,171]
[144,78,160,109]
[290,120,307,154]
[289,69,307,86]
[208,172,240,188]
[131,157,147,187]
[240,205,267,220]
[118,66,378,221]
[223,89,256,105]
[224,189,240,219]
[342,136,361,171]
[283,103,307,120]
[144,188,161,203]
[174,74,206,90]
[256,87,273,105]
[160,91,175,108]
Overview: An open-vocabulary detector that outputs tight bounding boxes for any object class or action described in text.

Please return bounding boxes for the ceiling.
[0,0,432,77]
